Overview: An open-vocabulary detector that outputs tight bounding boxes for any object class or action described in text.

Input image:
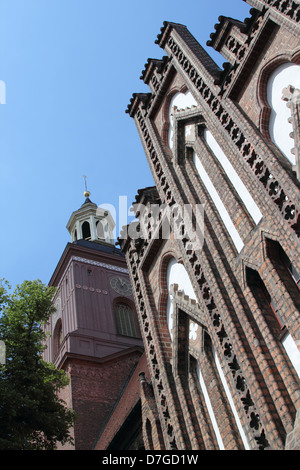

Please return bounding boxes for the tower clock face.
[110,277,132,296]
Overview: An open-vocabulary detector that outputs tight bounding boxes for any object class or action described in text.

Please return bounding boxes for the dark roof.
[73,239,125,257]
[81,197,97,206]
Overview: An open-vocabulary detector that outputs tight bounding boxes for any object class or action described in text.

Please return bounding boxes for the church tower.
[43,188,144,450]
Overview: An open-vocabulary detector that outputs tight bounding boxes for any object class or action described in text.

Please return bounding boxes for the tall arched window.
[168,90,197,150]
[166,257,250,449]
[82,221,91,240]
[114,302,138,337]
[96,220,104,239]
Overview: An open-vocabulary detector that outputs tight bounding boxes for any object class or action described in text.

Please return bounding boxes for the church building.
[45,0,300,451]
[43,190,146,450]
[118,0,300,450]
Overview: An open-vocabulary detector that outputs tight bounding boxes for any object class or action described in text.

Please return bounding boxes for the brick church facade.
[117,0,300,451]
[45,0,300,451]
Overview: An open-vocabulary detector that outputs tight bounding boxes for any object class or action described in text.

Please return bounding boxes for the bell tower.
[66,179,115,244]
[43,186,144,450]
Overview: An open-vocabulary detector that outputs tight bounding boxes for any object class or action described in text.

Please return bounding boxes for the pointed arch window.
[166,257,250,449]
[266,62,300,177]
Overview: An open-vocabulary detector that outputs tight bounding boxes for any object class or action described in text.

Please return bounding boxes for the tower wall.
[44,200,144,449]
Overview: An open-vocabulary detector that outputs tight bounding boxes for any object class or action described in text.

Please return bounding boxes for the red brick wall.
[286,409,300,450]
[59,352,142,450]
[121,4,300,451]
[94,353,149,450]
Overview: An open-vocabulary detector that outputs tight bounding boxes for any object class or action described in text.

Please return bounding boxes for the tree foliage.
[0,279,75,450]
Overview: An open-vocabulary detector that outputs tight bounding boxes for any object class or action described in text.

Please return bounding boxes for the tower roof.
[81,195,97,207]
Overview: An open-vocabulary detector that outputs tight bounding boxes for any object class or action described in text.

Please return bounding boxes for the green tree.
[0,279,75,450]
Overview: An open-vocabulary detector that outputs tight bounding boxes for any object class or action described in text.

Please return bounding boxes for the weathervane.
[83,175,90,198]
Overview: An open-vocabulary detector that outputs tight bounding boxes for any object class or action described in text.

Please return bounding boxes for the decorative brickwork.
[245,0,300,25]
[121,0,300,450]
[282,84,300,179]
[286,408,300,450]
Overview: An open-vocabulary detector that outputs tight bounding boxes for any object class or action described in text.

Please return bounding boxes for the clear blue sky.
[0,0,250,288]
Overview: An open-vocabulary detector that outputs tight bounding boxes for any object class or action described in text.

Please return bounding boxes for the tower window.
[53,319,63,359]
[82,221,91,240]
[96,219,104,239]
[114,303,137,337]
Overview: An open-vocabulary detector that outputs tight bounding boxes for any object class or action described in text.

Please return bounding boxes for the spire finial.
[83,175,90,198]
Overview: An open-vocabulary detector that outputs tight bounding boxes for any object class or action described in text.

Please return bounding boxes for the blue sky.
[0,0,250,288]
